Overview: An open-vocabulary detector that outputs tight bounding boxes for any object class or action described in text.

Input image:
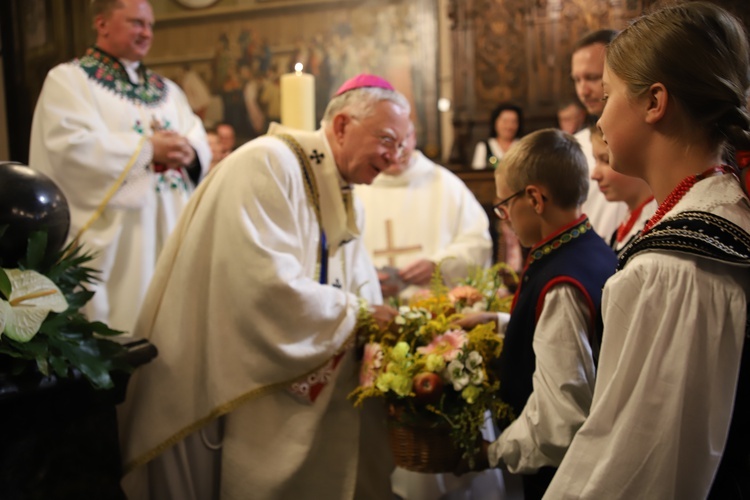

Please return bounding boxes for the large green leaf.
[21,231,48,271]
[55,338,114,390]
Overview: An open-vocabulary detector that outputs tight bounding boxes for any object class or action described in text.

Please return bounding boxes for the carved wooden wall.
[0,0,91,163]
[447,0,750,165]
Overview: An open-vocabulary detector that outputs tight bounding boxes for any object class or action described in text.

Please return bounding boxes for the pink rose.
[417,329,468,362]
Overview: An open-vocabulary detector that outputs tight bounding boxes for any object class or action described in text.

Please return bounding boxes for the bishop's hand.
[369,304,398,331]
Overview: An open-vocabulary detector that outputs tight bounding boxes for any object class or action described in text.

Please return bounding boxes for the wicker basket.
[387,416,462,473]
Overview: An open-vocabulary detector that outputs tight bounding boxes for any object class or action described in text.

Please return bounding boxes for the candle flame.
[294,62,303,74]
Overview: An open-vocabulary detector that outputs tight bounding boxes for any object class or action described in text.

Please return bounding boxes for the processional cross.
[373,219,422,267]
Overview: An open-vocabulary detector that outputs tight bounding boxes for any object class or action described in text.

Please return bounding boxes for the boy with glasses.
[460,129,616,499]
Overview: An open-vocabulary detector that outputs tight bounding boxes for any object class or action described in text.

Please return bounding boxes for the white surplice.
[356,150,492,298]
[28,49,210,335]
[575,128,629,239]
[545,174,750,499]
[118,128,389,500]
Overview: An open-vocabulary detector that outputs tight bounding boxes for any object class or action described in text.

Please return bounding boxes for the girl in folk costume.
[589,126,656,254]
[546,3,750,499]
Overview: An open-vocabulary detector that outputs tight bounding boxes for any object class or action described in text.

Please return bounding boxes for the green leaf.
[35,356,50,376]
[64,290,95,310]
[21,231,48,271]
[55,338,114,390]
[86,320,124,337]
[49,354,70,378]
[0,268,11,300]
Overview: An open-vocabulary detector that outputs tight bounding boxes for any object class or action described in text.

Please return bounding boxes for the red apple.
[412,372,444,403]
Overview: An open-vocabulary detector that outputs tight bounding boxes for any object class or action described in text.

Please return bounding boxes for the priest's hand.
[151,130,196,169]
[455,439,492,475]
[377,270,400,298]
[399,259,436,286]
[453,312,499,331]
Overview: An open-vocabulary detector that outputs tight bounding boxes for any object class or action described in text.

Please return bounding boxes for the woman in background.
[472,103,524,170]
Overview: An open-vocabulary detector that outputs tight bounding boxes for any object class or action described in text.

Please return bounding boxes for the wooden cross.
[373,219,422,267]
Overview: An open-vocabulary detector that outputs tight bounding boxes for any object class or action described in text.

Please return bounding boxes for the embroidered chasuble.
[546,174,750,499]
[356,150,492,298]
[119,128,389,499]
[28,47,211,334]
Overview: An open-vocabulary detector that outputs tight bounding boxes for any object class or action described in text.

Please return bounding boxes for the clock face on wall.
[174,0,220,8]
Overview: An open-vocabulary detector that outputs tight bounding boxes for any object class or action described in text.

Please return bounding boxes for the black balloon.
[0,162,70,268]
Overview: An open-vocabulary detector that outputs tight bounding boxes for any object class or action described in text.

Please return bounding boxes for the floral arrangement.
[351,264,518,466]
[0,228,130,390]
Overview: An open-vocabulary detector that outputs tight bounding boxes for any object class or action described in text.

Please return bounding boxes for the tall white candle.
[280,63,315,131]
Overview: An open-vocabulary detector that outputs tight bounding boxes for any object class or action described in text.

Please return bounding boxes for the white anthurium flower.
[2,269,69,343]
[0,300,9,333]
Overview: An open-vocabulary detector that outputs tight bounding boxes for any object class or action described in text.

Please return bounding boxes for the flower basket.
[351,264,518,468]
[387,407,462,473]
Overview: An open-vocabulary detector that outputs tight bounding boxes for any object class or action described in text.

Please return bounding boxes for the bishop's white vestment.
[355,150,492,298]
[575,128,628,239]
[28,46,210,335]
[545,174,750,499]
[118,128,391,500]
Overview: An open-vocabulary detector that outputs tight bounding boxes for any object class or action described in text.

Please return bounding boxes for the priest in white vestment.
[356,125,492,300]
[118,74,412,499]
[28,0,210,335]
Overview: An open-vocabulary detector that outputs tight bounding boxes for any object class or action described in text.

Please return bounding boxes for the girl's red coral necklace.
[642,165,729,234]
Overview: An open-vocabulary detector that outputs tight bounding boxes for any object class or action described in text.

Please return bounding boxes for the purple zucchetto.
[334,73,395,96]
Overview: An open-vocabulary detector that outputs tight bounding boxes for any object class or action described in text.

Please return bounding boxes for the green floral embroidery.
[77,47,168,107]
[528,220,592,265]
[155,172,188,194]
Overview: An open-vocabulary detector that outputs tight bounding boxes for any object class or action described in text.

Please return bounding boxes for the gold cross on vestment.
[373,219,422,267]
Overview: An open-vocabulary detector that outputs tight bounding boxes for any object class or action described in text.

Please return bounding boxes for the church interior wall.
[146,0,442,158]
